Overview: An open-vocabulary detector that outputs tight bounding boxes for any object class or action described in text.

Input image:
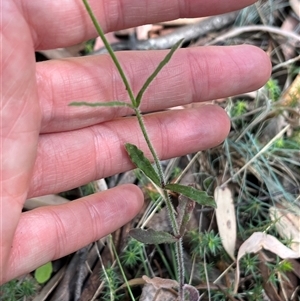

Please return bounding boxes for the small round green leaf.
[34,262,53,284]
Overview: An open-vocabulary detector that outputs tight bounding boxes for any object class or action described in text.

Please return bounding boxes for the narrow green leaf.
[82,0,137,107]
[165,183,216,207]
[177,194,195,236]
[129,228,178,244]
[69,101,134,109]
[125,143,161,186]
[34,262,53,284]
[135,39,184,107]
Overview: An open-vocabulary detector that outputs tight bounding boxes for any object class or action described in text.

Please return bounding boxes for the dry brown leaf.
[290,0,300,18]
[158,17,207,26]
[136,25,154,40]
[140,276,178,301]
[142,275,178,290]
[280,15,299,60]
[214,186,237,260]
[281,73,300,107]
[269,205,300,254]
[24,195,69,210]
[119,277,146,289]
[140,284,177,301]
[234,232,300,293]
[38,42,86,59]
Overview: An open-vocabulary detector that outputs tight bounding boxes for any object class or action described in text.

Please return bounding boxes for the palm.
[1,0,270,283]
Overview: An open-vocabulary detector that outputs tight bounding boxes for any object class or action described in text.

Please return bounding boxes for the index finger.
[17,0,257,49]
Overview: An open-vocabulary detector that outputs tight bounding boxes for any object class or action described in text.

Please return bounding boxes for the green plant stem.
[140,247,150,276]
[135,107,185,298]
[162,190,178,235]
[162,190,185,300]
[176,238,185,300]
[99,254,115,301]
[82,2,186,298]
[110,235,135,301]
[155,245,176,279]
[135,108,166,186]
[82,0,136,107]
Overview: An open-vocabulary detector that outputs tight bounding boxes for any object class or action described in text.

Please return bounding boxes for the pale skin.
[1,0,271,284]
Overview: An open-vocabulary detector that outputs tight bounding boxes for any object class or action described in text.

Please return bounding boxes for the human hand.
[1,0,271,283]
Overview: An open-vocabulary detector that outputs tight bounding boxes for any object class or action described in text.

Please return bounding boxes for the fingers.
[1,2,42,276]
[17,0,256,49]
[29,105,230,197]
[37,45,271,133]
[3,185,143,283]
[2,3,40,201]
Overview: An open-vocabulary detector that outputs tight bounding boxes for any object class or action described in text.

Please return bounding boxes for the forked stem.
[82,0,185,299]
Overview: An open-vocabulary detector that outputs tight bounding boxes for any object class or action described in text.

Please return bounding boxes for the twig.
[74,246,90,301]
[92,11,239,54]
[207,25,300,45]
[272,55,300,71]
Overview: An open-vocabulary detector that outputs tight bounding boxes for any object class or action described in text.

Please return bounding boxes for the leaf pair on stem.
[126,142,215,244]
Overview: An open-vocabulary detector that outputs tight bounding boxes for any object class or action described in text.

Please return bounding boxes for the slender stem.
[155,245,176,279]
[163,191,185,301]
[82,0,137,107]
[136,107,185,299]
[162,190,178,234]
[135,108,166,186]
[82,2,186,298]
[203,248,211,301]
[110,236,135,301]
[98,253,115,301]
[176,238,185,300]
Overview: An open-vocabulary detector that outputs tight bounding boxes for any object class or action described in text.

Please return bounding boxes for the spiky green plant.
[0,278,37,301]
[100,264,122,301]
